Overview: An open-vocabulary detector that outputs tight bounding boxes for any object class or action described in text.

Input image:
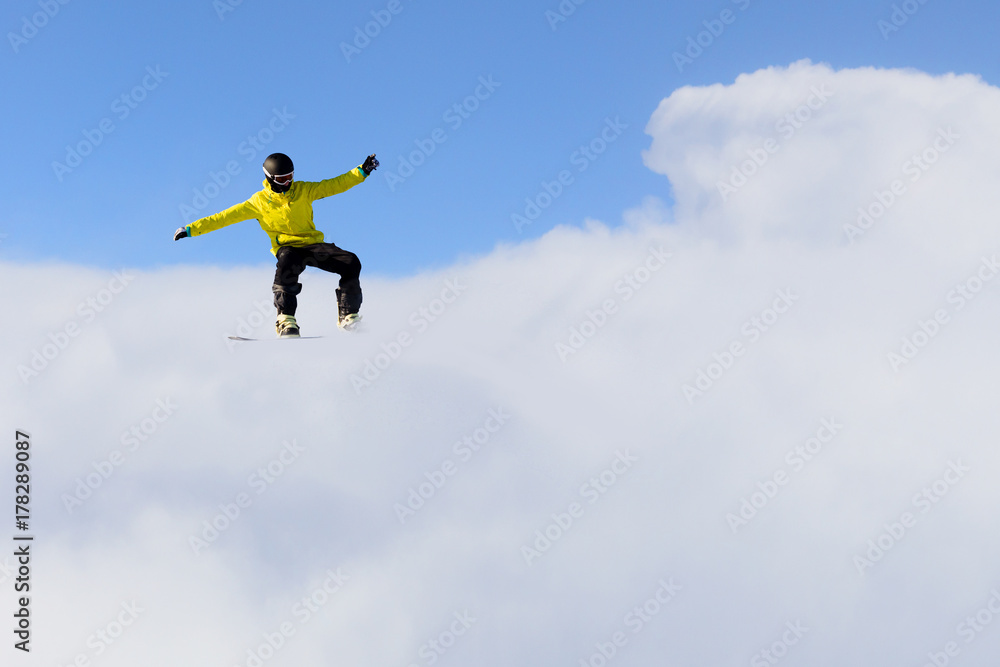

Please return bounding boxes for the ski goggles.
[263,168,294,185]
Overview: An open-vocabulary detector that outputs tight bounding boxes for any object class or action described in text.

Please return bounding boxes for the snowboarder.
[174,152,379,337]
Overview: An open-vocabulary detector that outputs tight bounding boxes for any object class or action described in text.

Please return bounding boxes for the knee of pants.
[272,283,302,295]
[274,268,303,287]
[346,254,362,278]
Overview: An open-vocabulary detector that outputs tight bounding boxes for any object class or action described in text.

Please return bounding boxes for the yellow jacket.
[186,166,368,254]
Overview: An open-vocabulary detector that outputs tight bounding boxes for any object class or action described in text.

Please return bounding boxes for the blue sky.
[2,0,997,276]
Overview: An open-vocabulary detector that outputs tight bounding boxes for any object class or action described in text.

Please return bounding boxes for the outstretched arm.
[304,154,378,201]
[174,200,259,241]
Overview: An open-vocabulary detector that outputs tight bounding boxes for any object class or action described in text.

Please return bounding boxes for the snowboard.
[228,315,363,341]
[227,335,324,342]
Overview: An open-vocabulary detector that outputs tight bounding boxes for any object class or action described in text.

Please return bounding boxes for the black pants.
[272,243,362,317]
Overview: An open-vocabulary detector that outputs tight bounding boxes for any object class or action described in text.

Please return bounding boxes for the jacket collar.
[263,179,294,196]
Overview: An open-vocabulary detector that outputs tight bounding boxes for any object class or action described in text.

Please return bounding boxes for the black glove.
[362,154,379,175]
[174,227,188,241]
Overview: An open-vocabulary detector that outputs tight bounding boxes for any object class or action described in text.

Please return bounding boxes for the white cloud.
[6,61,1000,665]
[644,60,1000,254]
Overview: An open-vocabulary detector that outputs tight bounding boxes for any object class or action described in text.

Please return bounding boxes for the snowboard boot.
[339,312,362,331]
[275,314,300,338]
[336,282,363,331]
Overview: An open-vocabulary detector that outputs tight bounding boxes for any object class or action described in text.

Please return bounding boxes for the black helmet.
[263,153,294,192]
